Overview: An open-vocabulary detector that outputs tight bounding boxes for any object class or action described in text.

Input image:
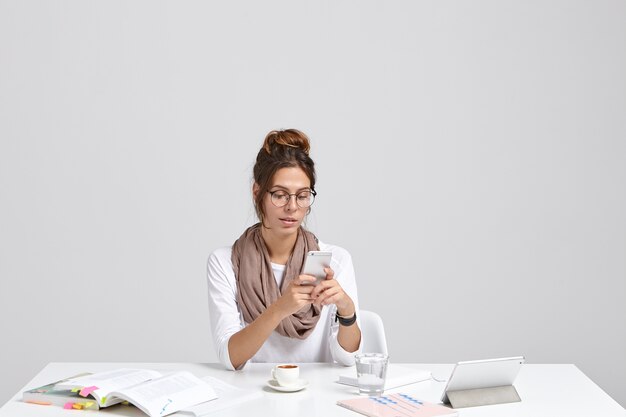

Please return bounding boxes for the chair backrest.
[359,310,388,355]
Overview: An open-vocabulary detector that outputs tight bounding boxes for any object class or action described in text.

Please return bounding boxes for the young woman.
[207,129,362,370]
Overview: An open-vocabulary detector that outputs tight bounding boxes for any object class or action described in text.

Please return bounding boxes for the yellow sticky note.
[101,397,107,405]
[84,401,94,408]
[71,388,80,393]
[72,403,83,410]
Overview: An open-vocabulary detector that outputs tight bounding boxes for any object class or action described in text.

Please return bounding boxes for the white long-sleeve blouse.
[206,241,361,370]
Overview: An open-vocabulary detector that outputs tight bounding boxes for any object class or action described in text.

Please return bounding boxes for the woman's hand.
[310,268,355,316]
[272,275,316,318]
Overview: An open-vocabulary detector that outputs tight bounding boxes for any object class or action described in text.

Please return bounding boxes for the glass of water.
[355,353,389,396]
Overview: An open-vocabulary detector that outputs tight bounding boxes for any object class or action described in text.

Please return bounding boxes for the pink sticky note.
[63,402,74,410]
[79,386,98,397]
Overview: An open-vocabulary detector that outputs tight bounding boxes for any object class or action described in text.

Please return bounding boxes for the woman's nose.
[285,196,298,211]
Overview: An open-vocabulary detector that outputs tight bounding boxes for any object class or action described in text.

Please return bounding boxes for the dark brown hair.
[253,129,316,223]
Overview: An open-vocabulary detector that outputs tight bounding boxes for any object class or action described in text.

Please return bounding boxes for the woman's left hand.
[310,267,355,316]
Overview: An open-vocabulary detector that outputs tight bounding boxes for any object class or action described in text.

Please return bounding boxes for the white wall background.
[1,0,624,408]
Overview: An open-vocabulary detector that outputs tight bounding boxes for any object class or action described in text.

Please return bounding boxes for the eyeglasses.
[267,189,317,208]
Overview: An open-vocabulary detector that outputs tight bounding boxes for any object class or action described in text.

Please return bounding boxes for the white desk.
[1,362,624,417]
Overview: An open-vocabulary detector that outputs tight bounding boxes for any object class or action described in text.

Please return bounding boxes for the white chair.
[359,310,388,355]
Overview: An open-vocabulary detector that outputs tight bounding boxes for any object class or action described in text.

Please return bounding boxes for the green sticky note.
[71,388,80,393]
[101,397,107,405]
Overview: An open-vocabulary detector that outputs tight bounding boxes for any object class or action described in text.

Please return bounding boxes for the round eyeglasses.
[267,189,316,208]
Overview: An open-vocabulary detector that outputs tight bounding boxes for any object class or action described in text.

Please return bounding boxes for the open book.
[53,368,217,417]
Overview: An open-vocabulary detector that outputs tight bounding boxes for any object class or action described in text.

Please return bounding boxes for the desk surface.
[1,362,624,417]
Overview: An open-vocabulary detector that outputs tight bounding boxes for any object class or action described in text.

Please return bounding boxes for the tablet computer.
[441,356,525,404]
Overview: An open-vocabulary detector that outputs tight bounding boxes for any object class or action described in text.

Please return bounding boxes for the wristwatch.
[335,311,357,326]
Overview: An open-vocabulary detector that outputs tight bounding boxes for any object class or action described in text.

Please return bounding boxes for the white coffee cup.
[271,364,299,386]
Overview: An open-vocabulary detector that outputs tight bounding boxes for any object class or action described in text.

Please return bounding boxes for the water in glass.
[355,353,389,396]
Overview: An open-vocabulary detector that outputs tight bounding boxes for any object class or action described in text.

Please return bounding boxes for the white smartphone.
[301,251,332,285]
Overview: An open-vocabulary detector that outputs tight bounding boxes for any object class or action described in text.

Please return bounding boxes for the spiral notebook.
[337,393,458,417]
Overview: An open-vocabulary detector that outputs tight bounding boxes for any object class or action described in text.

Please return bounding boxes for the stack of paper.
[179,376,263,416]
[337,365,431,390]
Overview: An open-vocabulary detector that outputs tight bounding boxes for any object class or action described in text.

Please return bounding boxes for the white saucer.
[266,378,309,392]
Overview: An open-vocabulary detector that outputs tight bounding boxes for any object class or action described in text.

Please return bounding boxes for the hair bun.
[263,129,311,155]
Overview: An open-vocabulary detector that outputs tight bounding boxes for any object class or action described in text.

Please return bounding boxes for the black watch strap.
[335,311,357,326]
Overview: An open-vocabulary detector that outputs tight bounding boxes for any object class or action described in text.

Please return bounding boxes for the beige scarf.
[231,223,321,339]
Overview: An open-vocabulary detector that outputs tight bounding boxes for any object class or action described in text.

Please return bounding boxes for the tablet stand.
[446,385,521,408]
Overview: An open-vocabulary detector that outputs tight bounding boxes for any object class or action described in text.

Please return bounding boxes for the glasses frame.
[267,189,317,208]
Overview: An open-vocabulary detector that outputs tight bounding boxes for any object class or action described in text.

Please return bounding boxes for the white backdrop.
[1,0,624,408]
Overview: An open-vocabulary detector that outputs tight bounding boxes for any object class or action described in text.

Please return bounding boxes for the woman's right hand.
[272,275,316,318]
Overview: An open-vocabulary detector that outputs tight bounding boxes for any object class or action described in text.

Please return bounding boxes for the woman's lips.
[280,218,298,226]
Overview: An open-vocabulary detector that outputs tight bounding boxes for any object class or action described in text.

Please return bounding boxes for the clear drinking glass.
[355,353,389,396]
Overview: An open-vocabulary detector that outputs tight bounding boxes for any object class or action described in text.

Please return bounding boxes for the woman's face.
[256,167,312,236]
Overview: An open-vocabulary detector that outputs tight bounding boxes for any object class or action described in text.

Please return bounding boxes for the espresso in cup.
[271,364,300,386]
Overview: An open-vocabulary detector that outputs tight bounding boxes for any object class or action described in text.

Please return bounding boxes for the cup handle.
[271,368,276,381]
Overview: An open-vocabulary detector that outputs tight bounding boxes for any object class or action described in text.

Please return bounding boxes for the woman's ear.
[252,183,260,200]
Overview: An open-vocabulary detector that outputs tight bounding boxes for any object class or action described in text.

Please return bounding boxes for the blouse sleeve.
[206,247,246,370]
[327,246,362,366]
